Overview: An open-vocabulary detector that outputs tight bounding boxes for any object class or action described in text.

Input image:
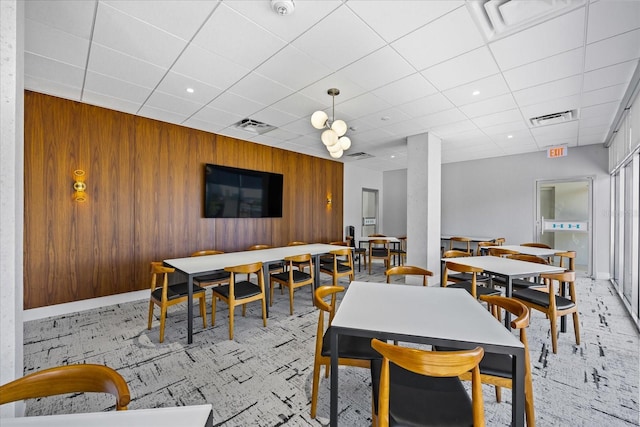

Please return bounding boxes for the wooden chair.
[369,239,391,274]
[369,233,387,237]
[320,248,354,287]
[385,265,432,286]
[287,241,309,271]
[520,242,551,249]
[494,237,506,245]
[449,236,473,255]
[148,262,206,343]
[270,254,314,315]
[476,241,496,256]
[347,236,367,272]
[0,364,130,411]
[442,261,501,299]
[488,247,520,257]
[513,270,579,353]
[390,236,407,265]
[310,286,381,419]
[468,296,535,427]
[442,249,488,284]
[557,250,576,270]
[499,254,550,289]
[320,241,347,264]
[211,261,267,339]
[248,244,284,274]
[370,339,485,427]
[190,250,231,288]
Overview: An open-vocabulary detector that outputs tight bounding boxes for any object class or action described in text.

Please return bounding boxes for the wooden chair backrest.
[329,241,348,246]
[556,251,576,270]
[369,233,386,237]
[150,262,173,300]
[248,244,271,250]
[479,295,530,331]
[0,364,131,410]
[488,247,519,257]
[507,254,549,264]
[191,250,224,256]
[520,242,551,249]
[288,241,307,246]
[476,241,495,255]
[494,237,506,245]
[442,249,471,258]
[444,261,483,274]
[449,236,471,252]
[371,339,485,427]
[385,265,433,286]
[313,285,344,327]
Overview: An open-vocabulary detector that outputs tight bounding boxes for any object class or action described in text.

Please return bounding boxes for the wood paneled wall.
[24,92,343,309]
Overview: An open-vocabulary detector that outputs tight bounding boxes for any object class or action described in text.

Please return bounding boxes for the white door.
[362,188,378,237]
[536,178,592,276]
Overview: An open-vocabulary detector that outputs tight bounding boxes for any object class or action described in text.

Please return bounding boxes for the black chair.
[347,236,367,272]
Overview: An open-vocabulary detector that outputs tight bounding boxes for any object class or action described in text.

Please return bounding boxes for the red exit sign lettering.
[547,145,567,158]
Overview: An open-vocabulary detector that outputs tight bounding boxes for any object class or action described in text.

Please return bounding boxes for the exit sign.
[547,145,568,158]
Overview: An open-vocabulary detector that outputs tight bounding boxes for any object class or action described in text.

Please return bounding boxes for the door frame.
[361,188,379,237]
[534,176,594,277]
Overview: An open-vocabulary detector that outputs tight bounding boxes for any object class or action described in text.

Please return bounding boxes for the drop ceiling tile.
[581,83,627,107]
[482,120,530,136]
[182,117,227,134]
[171,43,250,90]
[347,0,463,42]
[155,71,222,104]
[459,93,517,118]
[88,44,166,89]
[229,73,293,107]
[489,7,585,70]
[579,114,614,128]
[103,0,216,41]
[24,53,85,90]
[255,45,332,91]
[25,19,90,68]
[378,119,426,137]
[192,3,287,70]
[579,124,608,136]
[580,100,619,119]
[584,29,640,71]
[372,73,438,105]
[512,75,582,107]
[421,46,500,91]
[503,48,584,91]
[24,75,82,101]
[339,47,415,91]
[25,0,95,39]
[370,107,413,127]
[189,105,244,129]
[392,6,484,70]
[471,108,523,128]
[206,91,265,118]
[292,6,386,71]
[82,90,142,115]
[144,90,204,117]
[300,74,367,105]
[84,71,151,105]
[278,117,318,137]
[492,129,536,146]
[587,0,640,44]
[93,2,188,68]
[582,60,637,92]
[137,104,188,125]
[251,107,299,128]
[443,74,510,106]
[414,108,467,128]
[398,93,454,118]
[530,120,579,140]
[430,120,479,138]
[224,0,342,43]
[519,95,580,122]
[335,92,391,119]
[270,93,327,120]
[578,133,606,145]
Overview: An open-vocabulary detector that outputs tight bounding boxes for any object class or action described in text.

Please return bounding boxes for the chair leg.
[261,295,267,327]
[269,280,275,307]
[199,295,207,328]
[310,359,322,419]
[549,315,559,354]
[525,371,536,427]
[573,311,581,345]
[159,305,167,343]
[229,305,234,340]
[242,303,246,317]
[147,301,154,330]
[211,295,217,326]
[289,285,294,315]
[494,385,502,402]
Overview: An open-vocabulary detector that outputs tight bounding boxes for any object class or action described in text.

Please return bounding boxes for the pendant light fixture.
[311,88,351,159]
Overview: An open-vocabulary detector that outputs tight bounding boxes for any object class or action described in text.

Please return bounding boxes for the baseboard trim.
[23,290,149,322]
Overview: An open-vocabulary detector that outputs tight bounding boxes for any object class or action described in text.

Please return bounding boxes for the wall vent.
[346,152,374,160]
[233,118,276,135]
[529,110,577,127]
[467,0,585,41]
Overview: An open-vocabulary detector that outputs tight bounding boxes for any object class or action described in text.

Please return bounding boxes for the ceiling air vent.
[233,118,276,135]
[529,110,577,127]
[346,152,374,160]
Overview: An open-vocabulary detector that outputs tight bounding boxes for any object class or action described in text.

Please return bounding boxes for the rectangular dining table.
[3,404,213,427]
[329,282,526,426]
[164,243,347,344]
[487,244,566,258]
[441,255,565,327]
[358,236,402,266]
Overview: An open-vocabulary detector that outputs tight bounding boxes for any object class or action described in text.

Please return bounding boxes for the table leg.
[329,329,339,427]
[262,262,272,318]
[560,280,567,332]
[512,348,525,427]
[313,254,322,289]
[504,276,513,330]
[187,275,193,344]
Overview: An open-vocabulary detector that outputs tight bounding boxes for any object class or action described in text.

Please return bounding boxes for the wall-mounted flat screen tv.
[204,164,283,218]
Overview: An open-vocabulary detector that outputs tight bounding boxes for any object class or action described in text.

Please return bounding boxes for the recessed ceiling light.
[472,90,480,96]
[186,87,194,93]
[507,134,513,139]
[391,155,396,159]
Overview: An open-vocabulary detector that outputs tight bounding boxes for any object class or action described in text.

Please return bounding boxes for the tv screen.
[204,164,283,218]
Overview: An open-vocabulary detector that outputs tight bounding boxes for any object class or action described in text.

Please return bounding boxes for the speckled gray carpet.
[22,262,639,426]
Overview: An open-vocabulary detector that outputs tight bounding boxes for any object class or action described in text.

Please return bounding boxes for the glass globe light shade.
[339,136,351,150]
[331,119,347,137]
[321,129,338,146]
[329,149,344,159]
[327,141,342,153]
[311,111,328,129]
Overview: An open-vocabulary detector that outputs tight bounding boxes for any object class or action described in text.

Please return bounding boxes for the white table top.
[164,243,347,275]
[358,236,401,243]
[443,255,565,278]
[487,245,565,257]
[331,281,523,350]
[2,404,213,427]
[441,235,496,242]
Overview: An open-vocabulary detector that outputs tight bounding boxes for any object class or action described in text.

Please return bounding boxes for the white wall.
[343,163,383,243]
[382,169,407,237]
[442,144,610,278]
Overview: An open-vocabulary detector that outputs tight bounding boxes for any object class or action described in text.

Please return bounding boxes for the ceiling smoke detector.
[271,0,295,16]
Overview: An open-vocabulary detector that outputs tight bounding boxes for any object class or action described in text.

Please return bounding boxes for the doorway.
[362,188,378,237]
[535,178,593,276]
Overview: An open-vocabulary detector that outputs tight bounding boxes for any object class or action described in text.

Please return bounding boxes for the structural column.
[0,0,25,418]
[406,132,441,284]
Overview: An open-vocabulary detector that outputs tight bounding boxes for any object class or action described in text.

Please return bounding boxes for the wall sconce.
[326,195,332,205]
[73,169,87,202]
